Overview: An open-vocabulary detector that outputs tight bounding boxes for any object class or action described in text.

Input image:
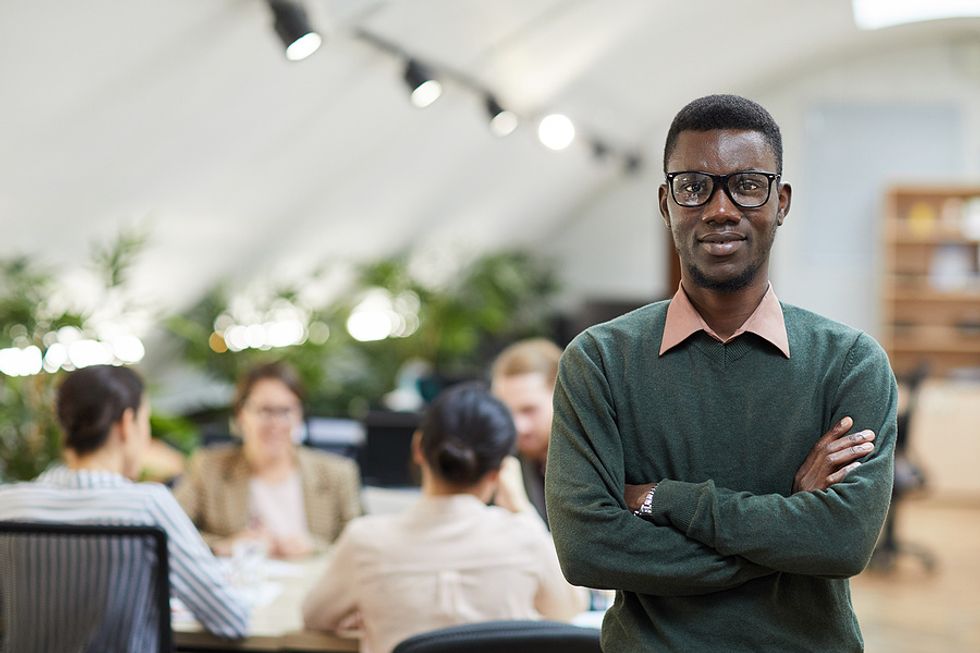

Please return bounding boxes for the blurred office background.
[1,1,979,650]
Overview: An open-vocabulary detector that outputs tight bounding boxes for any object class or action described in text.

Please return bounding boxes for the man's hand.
[494,456,533,514]
[625,482,657,513]
[793,416,876,493]
[624,417,874,509]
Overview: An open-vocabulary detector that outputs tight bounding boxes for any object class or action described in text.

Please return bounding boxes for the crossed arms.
[545,332,898,597]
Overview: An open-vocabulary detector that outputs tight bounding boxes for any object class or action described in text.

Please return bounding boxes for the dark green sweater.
[546,300,897,652]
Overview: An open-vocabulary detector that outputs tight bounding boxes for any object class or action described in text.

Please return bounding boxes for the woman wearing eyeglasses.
[173,361,362,558]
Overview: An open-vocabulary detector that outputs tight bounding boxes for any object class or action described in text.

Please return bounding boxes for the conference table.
[173,488,603,651]
[174,487,418,652]
[174,552,357,652]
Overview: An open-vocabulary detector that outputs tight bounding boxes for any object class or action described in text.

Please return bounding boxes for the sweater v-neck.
[688,331,756,367]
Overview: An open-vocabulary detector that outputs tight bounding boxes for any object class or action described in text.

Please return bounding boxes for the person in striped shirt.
[0,364,249,645]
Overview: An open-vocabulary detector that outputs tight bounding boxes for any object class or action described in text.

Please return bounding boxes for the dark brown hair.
[56,365,144,456]
[232,361,305,415]
[420,382,516,487]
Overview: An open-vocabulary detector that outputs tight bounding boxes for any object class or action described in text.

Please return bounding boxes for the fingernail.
[858,443,873,451]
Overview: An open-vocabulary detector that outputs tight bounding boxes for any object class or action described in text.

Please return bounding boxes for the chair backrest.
[358,410,421,487]
[0,521,172,653]
[896,361,930,455]
[392,620,602,653]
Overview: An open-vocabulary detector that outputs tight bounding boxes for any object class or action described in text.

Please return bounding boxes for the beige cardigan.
[302,495,586,653]
[173,444,363,548]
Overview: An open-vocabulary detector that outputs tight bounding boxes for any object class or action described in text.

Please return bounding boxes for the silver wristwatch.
[633,485,657,519]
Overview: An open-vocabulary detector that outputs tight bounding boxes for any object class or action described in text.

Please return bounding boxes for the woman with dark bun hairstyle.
[302,382,584,653]
[0,365,248,645]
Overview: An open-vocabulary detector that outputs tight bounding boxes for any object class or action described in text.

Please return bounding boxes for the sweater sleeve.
[547,333,774,597]
[649,333,898,578]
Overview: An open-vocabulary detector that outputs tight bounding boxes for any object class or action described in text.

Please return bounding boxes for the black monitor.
[304,417,365,461]
[358,411,421,488]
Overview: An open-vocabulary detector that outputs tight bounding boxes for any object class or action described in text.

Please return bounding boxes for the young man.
[546,95,896,652]
[491,338,563,526]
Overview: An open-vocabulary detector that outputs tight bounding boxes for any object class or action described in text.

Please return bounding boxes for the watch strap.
[633,485,657,519]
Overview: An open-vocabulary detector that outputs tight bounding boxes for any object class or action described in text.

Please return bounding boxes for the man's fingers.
[817,416,854,446]
[826,461,862,485]
[825,429,875,454]
[827,440,875,465]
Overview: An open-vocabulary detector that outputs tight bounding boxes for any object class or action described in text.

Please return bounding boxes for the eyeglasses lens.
[671,172,772,208]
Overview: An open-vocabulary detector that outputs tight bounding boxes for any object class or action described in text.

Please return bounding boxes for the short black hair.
[56,365,144,456]
[419,382,516,487]
[663,94,783,173]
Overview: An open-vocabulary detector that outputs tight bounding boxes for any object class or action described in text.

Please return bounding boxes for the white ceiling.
[1,0,973,317]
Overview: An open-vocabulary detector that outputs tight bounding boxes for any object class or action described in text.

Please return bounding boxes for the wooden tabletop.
[174,552,358,652]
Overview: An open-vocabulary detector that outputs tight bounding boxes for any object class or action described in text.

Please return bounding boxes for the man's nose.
[701,185,742,224]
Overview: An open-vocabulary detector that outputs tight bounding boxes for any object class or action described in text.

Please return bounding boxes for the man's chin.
[687,262,758,293]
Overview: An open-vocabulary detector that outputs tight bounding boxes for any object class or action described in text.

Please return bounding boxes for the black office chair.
[0,521,172,653]
[870,363,936,572]
[392,620,602,653]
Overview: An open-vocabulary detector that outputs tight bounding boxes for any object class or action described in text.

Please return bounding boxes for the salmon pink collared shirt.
[659,283,790,358]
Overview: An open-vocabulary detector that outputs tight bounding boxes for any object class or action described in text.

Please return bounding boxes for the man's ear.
[776,181,792,226]
[658,184,673,230]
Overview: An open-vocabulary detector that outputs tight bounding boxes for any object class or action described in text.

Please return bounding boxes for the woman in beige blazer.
[174,362,362,558]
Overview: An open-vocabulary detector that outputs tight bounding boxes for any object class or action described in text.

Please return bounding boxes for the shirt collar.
[36,465,132,489]
[408,494,488,518]
[659,283,790,358]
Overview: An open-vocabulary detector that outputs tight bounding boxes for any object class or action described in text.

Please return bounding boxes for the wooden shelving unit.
[882,185,980,377]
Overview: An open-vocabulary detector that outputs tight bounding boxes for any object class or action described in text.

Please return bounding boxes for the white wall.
[761,39,980,335]
[547,37,980,337]
[543,171,664,309]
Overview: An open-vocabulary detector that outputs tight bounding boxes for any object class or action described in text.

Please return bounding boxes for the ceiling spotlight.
[537,113,575,151]
[591,140,610,160]
[623,153,644,175]
[269,0,322,62]
[486,95,518,137]
[404,59,442,108]
[852,0,980,30]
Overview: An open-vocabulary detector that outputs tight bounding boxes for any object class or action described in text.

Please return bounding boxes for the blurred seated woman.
[0,365,248,642]
[302,382,585,653]
[174,361,361,558]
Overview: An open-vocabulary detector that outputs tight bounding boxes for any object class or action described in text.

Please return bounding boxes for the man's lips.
[698,232,745,256]
[698,232,745,243]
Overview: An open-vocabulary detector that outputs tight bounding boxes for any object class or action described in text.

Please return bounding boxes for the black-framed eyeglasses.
[245,402,302,422]
[666,170,780,209]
